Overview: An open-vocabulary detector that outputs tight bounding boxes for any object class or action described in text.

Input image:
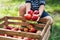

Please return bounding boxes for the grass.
[0,0,60,40]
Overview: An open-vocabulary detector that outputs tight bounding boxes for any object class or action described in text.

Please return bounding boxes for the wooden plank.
[8,21,45,28]
[6,16,26,22]
[0,36,17,40]
[0,28,41,39]
[35,24,45,28]
[42,26,51,40]
[46,31,50,40]
[6,16,48,23]
[38,18,48,23]
[0,23,4,27]
[0,17,5,21]
[41,20,50,37]
[4,16,8,27]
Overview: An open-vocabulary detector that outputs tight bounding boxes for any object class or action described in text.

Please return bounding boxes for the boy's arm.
[26,3,31,14]
[37,0,45,21]
[25,0,31,14]
[37,5,45,21]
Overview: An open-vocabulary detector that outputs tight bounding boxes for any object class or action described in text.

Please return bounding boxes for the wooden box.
[0,16,51,40]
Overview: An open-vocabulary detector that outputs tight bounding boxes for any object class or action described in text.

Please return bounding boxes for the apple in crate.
[4,26,13,30]
[24,28,29,32]
[28,10,33,15]
[19,28,24,31]
[13,35,18,38]
[29,28,37,33]
[24,14,32,20]
[27,24,34,29]
[11,27,19,31]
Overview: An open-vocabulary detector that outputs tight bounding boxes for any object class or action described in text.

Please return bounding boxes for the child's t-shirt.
[26,0,45,10]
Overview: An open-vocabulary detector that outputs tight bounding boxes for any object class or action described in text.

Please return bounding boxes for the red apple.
[28,10,33,15]
[7,35,13,37]
[34,10,39,14]
[19,28,24,31]
[0,34,4,36]
[4,26,13,30]
[11,28,18,31]
[24,28,29,32]
[27,24,34,29]
[13,35,18,38]
[32,14,38,21]
[27,38,32,40]
[29,28,37,33]
[24,14,32,20]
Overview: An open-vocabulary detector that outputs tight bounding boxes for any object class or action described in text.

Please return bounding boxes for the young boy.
[19,0,53,24]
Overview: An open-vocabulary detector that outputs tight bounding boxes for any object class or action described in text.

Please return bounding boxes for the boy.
[19,0,53,24]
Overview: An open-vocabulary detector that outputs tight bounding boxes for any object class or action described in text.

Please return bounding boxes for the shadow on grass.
[49,24,60,40]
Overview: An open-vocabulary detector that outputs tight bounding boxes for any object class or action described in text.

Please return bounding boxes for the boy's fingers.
[36,17,40,21]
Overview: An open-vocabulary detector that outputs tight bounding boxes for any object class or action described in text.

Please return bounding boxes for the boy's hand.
[36,15,40,21]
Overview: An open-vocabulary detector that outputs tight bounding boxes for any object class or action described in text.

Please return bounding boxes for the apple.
[29,28,37,33]
[7,35,13,37]
[13,35,18,38]
[32,14,38,21]
[28,10,33,15]
[27,24,34,29]
[24,14,32,20]
[4,26,13,30]
[11,28,18,31]
[19,28,24,31]
[34,10,39,14]
[0,34,4,36]
[24,28,29,32]
[27,38,32,40]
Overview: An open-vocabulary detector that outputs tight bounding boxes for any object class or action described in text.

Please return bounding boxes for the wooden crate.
[0,16,51,40]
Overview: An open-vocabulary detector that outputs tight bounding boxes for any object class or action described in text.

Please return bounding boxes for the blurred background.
[0,0,60,40]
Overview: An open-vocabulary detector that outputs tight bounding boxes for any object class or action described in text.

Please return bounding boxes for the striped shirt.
[26,0,45,10]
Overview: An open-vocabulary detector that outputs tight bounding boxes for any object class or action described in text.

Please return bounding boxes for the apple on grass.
[24,14,32,20]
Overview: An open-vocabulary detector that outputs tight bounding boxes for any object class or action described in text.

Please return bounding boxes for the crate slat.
[41,20,50,37]
[0,36,17,40]
[0,16,51,40]
[42,26,51,40]
[0,28,41,39]
[0,17,5,21]
[6,16,48,23]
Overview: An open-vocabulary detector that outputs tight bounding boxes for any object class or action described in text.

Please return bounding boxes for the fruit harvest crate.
[0,16,51,40]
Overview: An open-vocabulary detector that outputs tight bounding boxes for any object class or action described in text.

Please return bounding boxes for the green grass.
[0,0,60,40]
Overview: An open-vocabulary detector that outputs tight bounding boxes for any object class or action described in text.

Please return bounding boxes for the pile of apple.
[3,24,37,33]
[0,34,38,40]
[24,10,39,21]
